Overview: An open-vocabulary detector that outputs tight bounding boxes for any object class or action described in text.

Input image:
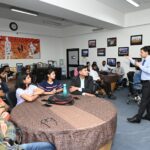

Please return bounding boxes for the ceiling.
[98,0,150,13]
[0,2,78,28]
[0,0,150,29]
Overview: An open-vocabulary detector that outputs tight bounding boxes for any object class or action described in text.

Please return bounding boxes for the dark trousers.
[96,80,112,96]
[138,81,150,118]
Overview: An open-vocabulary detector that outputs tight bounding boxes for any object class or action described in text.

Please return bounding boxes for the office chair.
[127,71,142,105]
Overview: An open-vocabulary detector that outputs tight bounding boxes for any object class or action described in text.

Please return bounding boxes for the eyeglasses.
[40,117,57,128]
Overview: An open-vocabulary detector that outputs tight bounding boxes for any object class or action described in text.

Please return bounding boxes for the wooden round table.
[11,96,117,150]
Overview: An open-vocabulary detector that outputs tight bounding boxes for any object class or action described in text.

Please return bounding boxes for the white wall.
[1,17,150,77]
[0,18,64,67]
[125,8,150,27]
[62,24,150,75]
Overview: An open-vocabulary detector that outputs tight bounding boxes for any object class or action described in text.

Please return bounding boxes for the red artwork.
[0,36,40,59]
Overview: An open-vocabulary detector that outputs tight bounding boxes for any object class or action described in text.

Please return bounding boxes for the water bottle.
[63,84,68,97]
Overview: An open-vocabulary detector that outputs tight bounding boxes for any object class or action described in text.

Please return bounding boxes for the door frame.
[66,48,79,78]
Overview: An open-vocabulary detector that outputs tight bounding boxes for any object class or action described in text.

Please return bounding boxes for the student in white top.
[90,64,116,99]
[16,73,44,105]
[101,60,110,72]
[112,61,125,86]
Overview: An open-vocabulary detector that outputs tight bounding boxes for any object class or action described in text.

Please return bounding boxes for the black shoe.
[95,93,103,98]
[108,94,116,100]
[142,115,150,121]
[127,115,141,123]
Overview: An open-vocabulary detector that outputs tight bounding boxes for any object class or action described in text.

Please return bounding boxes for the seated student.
[16,73,44,105]
[0,66,10,93]
[0,117,56,150]
[38,69,63,95]
[112,61,126,86]
[90,64,116,99]
[0,65,14,80]
[86,61,91,71]
[69,65,95,96]
[92,61,99,73]
[101,60,110,72]
[0,77,8,97]
[0,98,10,121]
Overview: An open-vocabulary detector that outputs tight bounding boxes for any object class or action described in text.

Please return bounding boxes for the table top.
[11,95,117,150]
[100,73,120,82]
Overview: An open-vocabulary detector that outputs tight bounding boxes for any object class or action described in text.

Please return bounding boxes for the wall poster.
[0,36,40,59]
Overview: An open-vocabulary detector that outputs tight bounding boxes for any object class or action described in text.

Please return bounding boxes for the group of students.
[73,60,126,99]
[0,67,58,149]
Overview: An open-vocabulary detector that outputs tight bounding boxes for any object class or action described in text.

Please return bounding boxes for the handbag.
[48,95,74,105]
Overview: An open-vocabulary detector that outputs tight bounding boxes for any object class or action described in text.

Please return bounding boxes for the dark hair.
[117,61,120,64]
[2,65,9,72]
[92,63,97,68]
[86,61,90,65]
[141,46,150,55]
[77,65,87,72]
[46,69,55,80]
[16,73,31,89]
[92,61,97,65]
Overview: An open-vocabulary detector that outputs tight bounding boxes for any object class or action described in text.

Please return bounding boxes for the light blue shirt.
[130,56,150,80]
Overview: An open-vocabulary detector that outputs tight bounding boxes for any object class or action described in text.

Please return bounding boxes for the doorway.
[66,48,79,78]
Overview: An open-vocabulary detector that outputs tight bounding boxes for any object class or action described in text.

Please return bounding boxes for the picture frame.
[130,58,142,67]
[88,40,96,48]
[16,63,23,72]
[48,60,56,67]
[97,48,106,56]
[118,47,129,56]
[107,37,117,47]
[81,49,89,57]
[130,35,142,45]
[107,58,116,67]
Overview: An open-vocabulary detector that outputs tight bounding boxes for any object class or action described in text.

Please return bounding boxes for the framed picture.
[107,58,116,67]
[130,58,142,67]
[97,48,106,56]
[118,47,129,56]
[88,40,96,48]
[107,37,117,47]
[16,63,23,72]
[81,49,89,57]
[130,35,142,45]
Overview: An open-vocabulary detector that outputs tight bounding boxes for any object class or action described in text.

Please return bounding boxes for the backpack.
[48,95,74,105]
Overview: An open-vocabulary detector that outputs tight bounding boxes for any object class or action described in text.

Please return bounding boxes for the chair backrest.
[5,91,17,109]
[127,71,135,82]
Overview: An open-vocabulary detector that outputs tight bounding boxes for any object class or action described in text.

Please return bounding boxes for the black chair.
[5,91,17,110]
[127,71,142,104]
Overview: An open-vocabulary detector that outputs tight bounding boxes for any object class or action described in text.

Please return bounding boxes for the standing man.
[127,46,150,123]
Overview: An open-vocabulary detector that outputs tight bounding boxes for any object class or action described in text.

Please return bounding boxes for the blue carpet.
[111,88,150,150]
